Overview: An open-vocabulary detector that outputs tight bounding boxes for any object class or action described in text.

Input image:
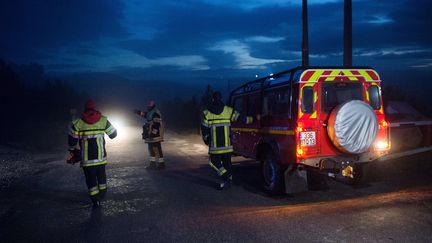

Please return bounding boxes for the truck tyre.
[327,100,378,154]
[261,151,285,194]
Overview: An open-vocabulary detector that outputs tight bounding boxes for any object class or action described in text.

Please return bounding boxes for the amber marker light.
[296,145,304,157]
[379,120,389,129]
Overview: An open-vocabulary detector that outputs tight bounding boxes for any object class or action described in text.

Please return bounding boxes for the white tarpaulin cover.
[327,100,378,154]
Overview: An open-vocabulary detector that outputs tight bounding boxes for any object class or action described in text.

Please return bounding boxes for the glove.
[203,134,210,145]
[133,109,141,115]
[66,148,81,165]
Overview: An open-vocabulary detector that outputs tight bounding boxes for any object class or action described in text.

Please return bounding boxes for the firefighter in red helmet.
[134,99,165,169]
[68,99,117,208]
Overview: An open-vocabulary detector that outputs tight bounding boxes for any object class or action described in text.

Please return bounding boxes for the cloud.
[245,36,285,43]
[100,51,209,71]
[209,40,289,69]
[117,3,294,58]
[197,0,343,10]
[2,0,431,77]
[149,55,209,70]
[354,47,431,57]
[364,15,394,25]
[410,63,432,68]
[0,0,128,60]
[352,0,432,48]
[117,0,432,73]
[40,48,209,72]
[408,58,432,69]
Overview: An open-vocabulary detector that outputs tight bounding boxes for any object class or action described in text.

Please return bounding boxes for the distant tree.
[160,95,202,134]
[0,59,98,147]
[0,59,24,100]
[40,79,86,120]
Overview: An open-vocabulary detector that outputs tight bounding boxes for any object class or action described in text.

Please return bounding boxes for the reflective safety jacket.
[142,108,164,143]
[68,116,117,167]
[202,106,239,154]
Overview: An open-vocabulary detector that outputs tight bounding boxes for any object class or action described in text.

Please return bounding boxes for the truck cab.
[230,66,391,193]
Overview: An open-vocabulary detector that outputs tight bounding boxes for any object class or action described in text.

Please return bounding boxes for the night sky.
[1,0,431,89]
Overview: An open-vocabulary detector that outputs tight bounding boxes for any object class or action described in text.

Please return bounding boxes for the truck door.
[235,92,261,157]
[318,81,364,155]
[231,95,245,154]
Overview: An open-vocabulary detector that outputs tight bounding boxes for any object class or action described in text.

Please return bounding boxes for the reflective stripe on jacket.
[69,116,117,167]
[202,106,239,154]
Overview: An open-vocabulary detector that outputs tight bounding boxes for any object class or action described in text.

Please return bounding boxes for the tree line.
[0,59,215,148]
[0,59,88,148]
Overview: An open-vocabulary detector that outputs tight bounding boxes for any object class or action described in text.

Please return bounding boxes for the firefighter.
[68,100,117,208]
[134,100,165,169]
[201,91,240,190]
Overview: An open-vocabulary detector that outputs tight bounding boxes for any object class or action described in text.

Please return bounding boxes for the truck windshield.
[321,82,363,112]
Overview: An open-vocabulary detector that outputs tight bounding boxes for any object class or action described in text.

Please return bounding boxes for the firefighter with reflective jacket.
[68,100,117,208]
[201,92,239,190]
[134,100,165,169]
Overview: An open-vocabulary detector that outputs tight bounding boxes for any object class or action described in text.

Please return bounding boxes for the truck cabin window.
[247,94,260,117]
[368,86,381,110]
[233,97,244,114]
[301,87,314,114]
[263,87,291,117]
[322,82,363,113]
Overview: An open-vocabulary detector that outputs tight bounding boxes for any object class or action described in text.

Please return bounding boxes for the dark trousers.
[82,165,107,202]
[148,142,164,164]
[209,153,232,181]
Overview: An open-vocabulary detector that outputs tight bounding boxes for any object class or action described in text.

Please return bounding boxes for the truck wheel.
[261,152,285,194]
[327,100,378,154]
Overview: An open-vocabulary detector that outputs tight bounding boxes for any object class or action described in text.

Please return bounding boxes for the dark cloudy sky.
[1,0,431,82]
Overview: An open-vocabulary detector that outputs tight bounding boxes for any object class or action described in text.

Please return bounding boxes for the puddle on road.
[165,138,208,155]
[101,166,163,216]
[182,143,207,154]
[107,166,157,194]
[108,176,153,194]
[102,197,162,216]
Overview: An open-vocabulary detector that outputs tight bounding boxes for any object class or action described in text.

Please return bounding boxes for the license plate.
[300,131,316,146]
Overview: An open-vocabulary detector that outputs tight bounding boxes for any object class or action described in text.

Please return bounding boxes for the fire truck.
[230,67,391,194]
[228,0,432,194]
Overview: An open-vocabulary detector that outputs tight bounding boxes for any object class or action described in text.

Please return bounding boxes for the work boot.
[218,180,231,190]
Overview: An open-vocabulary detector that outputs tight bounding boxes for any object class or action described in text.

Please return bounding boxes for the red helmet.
[147,99,155,107]
[85,99,96,110]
